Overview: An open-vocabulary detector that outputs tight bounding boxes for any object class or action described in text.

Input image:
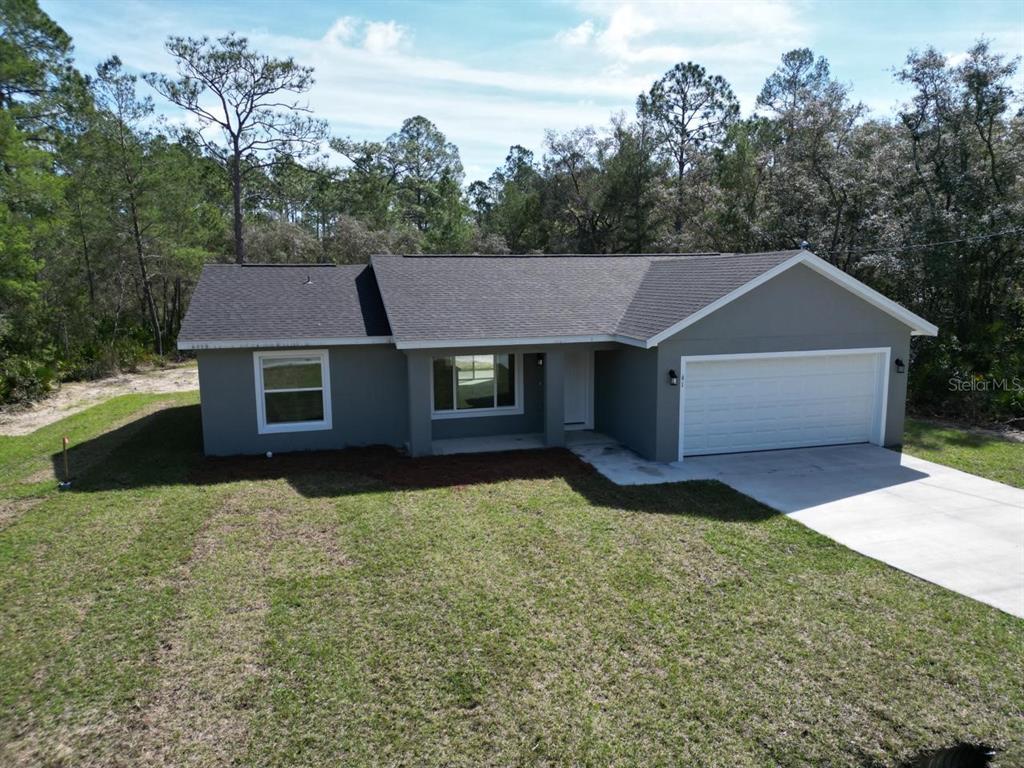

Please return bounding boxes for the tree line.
[1,0,1021,422]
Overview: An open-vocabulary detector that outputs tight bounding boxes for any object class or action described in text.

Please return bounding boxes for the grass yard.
[904,418,1024,488]
[1,396,1022,767]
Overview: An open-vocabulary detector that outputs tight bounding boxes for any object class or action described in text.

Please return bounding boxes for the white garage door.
[680,349,888,458]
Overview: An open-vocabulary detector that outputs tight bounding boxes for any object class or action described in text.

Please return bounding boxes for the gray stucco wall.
[431,352,544,439]
[196,345,408,456]
[195,266,917,460]
[651,263,913,461]
[594,346,658,458]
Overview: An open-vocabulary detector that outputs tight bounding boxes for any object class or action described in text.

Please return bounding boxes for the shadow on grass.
[52,404,205,489]
[53,403,777,524]
[872,742,997,768]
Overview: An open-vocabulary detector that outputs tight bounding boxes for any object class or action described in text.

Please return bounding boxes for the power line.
[812,227,1024,256]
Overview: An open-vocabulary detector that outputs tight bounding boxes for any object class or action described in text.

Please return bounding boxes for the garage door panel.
[681,351,885,457]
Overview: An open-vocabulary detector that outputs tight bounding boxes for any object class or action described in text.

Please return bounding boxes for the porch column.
[543,350,565,448]
[406,351,433,457]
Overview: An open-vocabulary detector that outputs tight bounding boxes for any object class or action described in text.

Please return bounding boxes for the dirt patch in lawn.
[125,483,343,766]
[0,497,42,529]
[127,492,269,766]
[0,364,198,436]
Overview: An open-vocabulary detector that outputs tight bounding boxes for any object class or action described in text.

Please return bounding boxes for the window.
[432,353,522,418]
[253,350,332,434]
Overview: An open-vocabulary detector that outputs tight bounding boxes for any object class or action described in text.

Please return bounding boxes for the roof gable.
[642,251,937,345]
[615,252,798,341]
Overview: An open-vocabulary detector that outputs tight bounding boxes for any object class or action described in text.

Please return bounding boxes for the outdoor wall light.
[537,355,544,367]
[894,358,905,374]
[668,369,679,386]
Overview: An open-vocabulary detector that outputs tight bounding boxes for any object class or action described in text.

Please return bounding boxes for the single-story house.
[177,250,938,461]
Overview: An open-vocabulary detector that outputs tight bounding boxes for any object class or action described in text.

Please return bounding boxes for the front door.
[563,349,593,429]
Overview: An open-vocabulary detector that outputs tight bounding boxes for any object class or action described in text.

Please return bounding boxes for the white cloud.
[596,5,663,61]
[559,1,808,65]
[323,17,357,47]
[556,20,594,47]
[46,2,804,177]
[279,21,649,100]
[41,0,1024,180]
[580,0,806,37]
[362,20,406,55]
[237,19,649,176]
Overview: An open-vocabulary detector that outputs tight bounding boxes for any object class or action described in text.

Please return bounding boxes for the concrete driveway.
[570,437,1024,617]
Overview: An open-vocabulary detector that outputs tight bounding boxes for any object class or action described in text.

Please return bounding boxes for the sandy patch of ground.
[0,365,198,436]
[0,498,42,530]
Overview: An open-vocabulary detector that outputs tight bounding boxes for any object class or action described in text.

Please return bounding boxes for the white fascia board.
[644,250,938,347]
[394,334,648,350]
[177,336,393,351]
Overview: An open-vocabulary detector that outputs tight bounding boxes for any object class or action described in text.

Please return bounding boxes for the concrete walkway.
[569,437,1024,618]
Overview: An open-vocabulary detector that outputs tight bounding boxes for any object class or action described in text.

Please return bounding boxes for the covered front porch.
[405,346,602,458]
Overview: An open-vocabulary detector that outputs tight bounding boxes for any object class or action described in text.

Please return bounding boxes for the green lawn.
[1,397,1022,767]
[904,418,1024,488]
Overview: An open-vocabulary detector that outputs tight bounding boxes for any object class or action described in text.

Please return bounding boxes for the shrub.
[0,354,56,404]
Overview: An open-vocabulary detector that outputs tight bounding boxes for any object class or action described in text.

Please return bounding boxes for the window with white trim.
[432,353,522,418]
[253,350,332,434]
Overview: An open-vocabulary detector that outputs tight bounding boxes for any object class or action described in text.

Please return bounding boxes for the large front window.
[253,350,332,434]
[432,353,522,418]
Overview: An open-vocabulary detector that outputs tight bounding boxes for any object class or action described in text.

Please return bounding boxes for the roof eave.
[393,333,648,350]
[177,336,394,351]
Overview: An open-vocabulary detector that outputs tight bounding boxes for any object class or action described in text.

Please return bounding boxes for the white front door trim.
[677,347,891,461]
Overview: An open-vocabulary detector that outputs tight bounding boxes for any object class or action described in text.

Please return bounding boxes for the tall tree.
[0,0,82,129]
[0,0,78,400]
[637,62,739,238]
[756,48,833,138]
[892,42,1023,419]
[146,34,327,263]
[332,116,468,249]
[389,116,464,234]
[706,117,775,251]
[602,115,667,252]
[755,49,869,262]
[482,145,545,253]
[91,57,165,353]
[542,127,612,253]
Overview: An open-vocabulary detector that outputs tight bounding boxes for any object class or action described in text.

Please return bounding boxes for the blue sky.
[41,0,1024,182]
